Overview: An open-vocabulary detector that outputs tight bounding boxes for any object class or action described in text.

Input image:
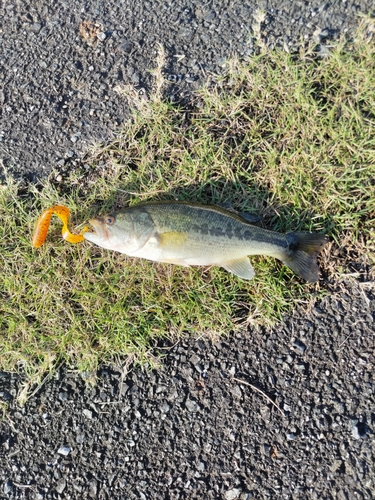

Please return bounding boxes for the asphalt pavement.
[0,1,374,499]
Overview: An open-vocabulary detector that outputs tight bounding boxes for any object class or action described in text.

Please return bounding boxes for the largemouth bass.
[84,201,327,282]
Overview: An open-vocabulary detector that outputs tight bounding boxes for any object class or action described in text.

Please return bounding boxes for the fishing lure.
[32,205,86,248]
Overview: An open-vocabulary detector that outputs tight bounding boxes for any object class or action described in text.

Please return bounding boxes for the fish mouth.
[86,217,110,239]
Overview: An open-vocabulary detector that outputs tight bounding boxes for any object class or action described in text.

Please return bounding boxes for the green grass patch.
[1,19,375,397]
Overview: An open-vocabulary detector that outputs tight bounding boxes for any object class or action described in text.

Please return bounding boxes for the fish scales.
[144,202,285,251]
[84,201,328,282]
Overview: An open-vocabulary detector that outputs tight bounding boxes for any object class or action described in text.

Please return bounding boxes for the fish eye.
[105,215,115,226]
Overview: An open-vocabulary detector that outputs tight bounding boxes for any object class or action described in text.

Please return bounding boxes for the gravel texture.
[1,280,374,499]
[1,1,375,499]
[1,0,374,181]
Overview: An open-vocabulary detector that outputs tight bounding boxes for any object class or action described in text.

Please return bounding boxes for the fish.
[83,201,328,282]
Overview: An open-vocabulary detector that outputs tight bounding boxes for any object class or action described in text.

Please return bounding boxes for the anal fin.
[220,257,255,280]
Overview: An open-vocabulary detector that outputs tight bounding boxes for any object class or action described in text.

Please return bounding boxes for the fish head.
[84,212,134,253]
[84,210,154,255]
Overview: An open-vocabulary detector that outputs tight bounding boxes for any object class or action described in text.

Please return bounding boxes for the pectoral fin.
[220,257,255,280]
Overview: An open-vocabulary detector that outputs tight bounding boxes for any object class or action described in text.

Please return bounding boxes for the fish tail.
[282,232,328,283]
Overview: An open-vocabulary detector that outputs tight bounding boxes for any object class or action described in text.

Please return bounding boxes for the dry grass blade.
[232,377,286,418]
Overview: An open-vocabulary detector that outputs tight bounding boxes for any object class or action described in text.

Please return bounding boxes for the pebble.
[57,446,71,456]
[293,340,306,353]
[0,390,12,401]
[167,74,180,83]
[189,354,200,365]
[229,366,236,376]
[83,409,93,419]
[263,444,271,456]
[230,385,242,398]
[225,488,242,500]
[30,23,42,33]
[55,479,66,494]
[160,403,170,413]
[3,481,13,495]
[70,134,80,143]
[349,418,360,439]
[350,419,369,439]
[59,392,68,401]
[118,41,133,52]
[185,398,199,413]
[88,479,97,497]
[318,45,331,57]
[76,433,85,444]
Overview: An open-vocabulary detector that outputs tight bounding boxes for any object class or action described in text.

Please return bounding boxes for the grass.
[1,19,375,400]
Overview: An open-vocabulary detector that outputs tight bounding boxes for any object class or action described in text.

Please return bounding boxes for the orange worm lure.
[32,205,87,248]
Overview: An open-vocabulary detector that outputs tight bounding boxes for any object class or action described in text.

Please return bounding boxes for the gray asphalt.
[1,0,374,181]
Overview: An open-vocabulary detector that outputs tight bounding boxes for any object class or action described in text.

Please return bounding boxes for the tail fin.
[282,232,328,283]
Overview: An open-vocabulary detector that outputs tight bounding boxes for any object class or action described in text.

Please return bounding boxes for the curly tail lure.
[32,205,87,248]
